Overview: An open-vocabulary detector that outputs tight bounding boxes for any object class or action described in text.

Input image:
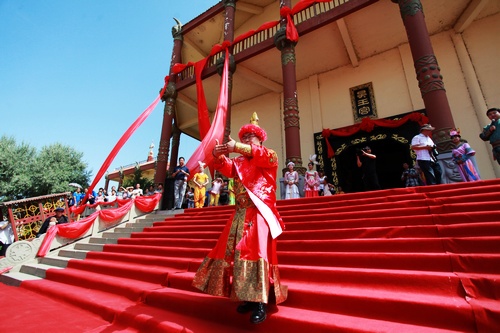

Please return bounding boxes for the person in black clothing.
[356,146,381,191]
[37,207,69,236]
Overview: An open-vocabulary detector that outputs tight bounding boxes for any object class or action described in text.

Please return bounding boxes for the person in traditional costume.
[304,155,320,197]
[450,129,480,182]
[284,161,300,199]
[192,112,287,325]
[193,161,210,208]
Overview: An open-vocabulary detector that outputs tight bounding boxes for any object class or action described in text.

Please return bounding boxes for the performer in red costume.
[192,112,288,324]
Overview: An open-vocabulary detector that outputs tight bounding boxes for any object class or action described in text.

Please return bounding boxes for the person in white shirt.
[411,124,442,185]
[132,183,143,198]
[0,220,14,256]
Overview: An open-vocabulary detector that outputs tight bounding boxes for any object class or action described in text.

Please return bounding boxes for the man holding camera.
[411,124,442,185]
[356,146,381,191]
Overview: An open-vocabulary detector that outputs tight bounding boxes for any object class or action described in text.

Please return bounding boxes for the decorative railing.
[177,0,350,86]
[294,0,349,24]
[1,193,71,241]
[0,194,162,273]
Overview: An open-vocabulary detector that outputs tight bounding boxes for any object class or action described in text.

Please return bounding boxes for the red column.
[154,21,183,184]
[392,0,455,134]
[276,0,303,172]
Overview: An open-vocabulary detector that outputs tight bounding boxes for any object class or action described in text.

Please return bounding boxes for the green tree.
[32,143,91,195]
[0,136,91,202]
[0,135,37,201]
[122,167,153,192]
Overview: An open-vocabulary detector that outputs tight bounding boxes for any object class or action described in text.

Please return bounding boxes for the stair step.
[84,251,201,270]
[39,256,72,268]
[20,262,64,278]
[88,237,118,244]
[58,249,88,259]
[100,231,131,239]
[74,243,105,251]
[145,284,476,333]
[1,270,43,286]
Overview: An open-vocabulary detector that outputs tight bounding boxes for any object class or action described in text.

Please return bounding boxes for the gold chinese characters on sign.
[350,82,378,122]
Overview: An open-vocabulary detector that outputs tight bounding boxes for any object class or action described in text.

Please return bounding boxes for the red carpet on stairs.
[3,179,500,332]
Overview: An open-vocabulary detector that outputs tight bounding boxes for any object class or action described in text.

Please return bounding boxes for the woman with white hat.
[284,161,300,199]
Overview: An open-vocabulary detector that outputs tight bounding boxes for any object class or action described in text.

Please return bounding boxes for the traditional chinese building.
[105,142,167,190]
[155,0,500,194]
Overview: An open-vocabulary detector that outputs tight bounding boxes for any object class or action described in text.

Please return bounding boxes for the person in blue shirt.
[73,187,84,205]
[172,157,190,209]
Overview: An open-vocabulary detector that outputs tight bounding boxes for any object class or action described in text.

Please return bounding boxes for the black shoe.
[236,301,256,314]
[250,302,266,324]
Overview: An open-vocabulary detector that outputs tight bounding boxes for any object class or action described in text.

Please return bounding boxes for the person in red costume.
[192,112,288,324]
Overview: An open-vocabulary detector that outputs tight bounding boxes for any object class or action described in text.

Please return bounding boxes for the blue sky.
[0,0,218,189]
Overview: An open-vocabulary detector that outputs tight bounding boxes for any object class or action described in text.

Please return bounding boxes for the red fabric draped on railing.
[134,193,162,212]
[37,194,161,257]
[321,112,429,157]
[36,212,98,257]
[99,200,134,223]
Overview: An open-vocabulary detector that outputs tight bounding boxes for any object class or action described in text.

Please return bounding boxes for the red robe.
[192,144,287,304]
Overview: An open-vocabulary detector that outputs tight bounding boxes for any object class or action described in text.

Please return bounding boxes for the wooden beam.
[236,65,283,92]
[454,0,490,33]
[183,36,208,60]
[237,1,264,15]
[337,18,359,67]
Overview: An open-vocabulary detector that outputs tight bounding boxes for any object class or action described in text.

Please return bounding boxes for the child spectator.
[209,176,223,206]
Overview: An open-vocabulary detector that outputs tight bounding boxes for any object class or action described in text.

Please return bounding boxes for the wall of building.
[227,10,500,193]
[295,12,500,182]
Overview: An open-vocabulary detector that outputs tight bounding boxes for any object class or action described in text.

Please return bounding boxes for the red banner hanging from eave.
[184,48,230,179]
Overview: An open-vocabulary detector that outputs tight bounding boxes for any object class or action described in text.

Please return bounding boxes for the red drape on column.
[185,48,230,179]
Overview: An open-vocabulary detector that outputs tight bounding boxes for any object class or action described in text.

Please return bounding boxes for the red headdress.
[238,112,267,142]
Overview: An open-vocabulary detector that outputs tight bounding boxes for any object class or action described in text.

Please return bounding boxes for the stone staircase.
[2,180,500,332]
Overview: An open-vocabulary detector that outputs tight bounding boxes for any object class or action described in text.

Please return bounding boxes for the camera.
[431,145,439,157]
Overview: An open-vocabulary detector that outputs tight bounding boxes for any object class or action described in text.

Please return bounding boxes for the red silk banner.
[195,58,211,138]
[78,95,161,206]
[185,48,230,179]
[321,112,429,157]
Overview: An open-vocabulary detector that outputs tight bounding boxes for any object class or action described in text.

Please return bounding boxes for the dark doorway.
[315,111,424,193]
[335,140,412,192]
